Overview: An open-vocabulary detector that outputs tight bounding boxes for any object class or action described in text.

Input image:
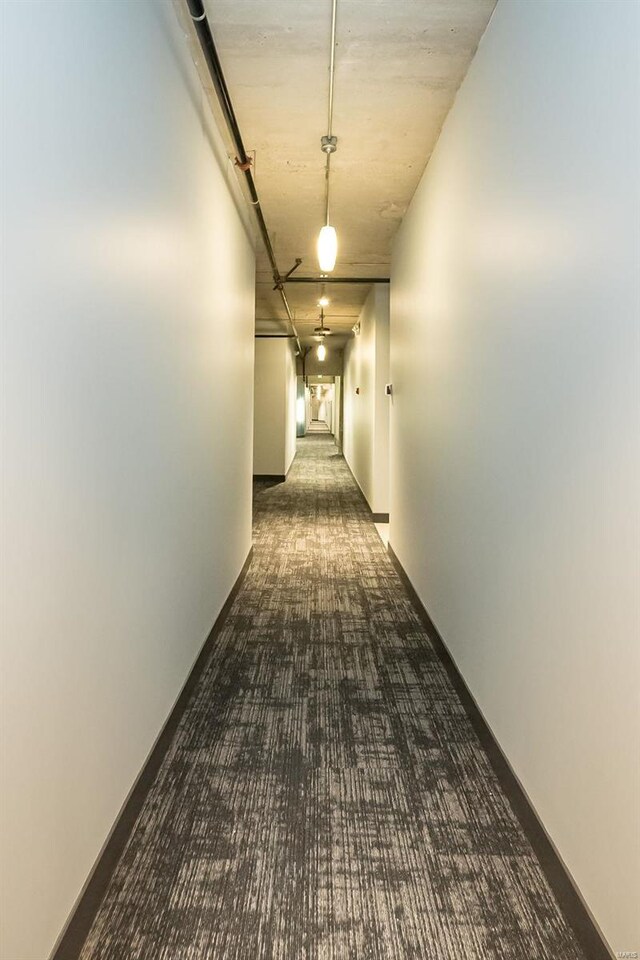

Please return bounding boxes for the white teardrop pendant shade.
[317,225,338,273]
[317,342,326,361]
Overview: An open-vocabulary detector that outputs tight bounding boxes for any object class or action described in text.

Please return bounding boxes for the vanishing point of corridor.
[79,437,586,960]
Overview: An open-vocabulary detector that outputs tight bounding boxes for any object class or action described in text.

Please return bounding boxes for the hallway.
[78,437,586,960]
[307,421,332,433]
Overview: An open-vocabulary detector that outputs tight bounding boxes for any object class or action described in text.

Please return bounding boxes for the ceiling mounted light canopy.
[316,0,339,274]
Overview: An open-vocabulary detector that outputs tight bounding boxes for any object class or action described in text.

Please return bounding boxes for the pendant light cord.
[324,158,331,226]
[324,0,338,226]
[327,0,337,139]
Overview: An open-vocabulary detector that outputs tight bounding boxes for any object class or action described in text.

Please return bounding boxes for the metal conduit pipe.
[323,0,339,227]
[185,0,302,354]
[285,277,390,284]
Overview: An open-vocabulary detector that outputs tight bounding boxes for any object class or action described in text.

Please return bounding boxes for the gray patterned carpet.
[79,435,587,960]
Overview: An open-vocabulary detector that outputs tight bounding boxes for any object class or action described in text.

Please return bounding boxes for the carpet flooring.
[79,435,588,960]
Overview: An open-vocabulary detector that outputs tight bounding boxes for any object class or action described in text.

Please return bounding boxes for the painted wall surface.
[333,376,343,450]
[343,287,390,514]
[306,385,312,433]
[296,378,307,438]
[389,1,640,953]
[0,3,256,959]
[253,340,297,476]
[373,288,390,513]
[284,342,297,474]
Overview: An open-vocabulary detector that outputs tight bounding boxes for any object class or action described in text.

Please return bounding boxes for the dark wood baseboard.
[371,512,389,523]
[253,474,286,483]
[51,547,254,960]
[386,544,613,960]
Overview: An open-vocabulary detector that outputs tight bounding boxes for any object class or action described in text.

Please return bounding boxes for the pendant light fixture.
[314,308,331,362]
[317,225,337,272]
[316,0,339,273]
[314,309,332,339]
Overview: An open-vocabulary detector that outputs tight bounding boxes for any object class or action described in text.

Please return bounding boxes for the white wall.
[253,339,297,476]
[0,3,256,959]
[333,376,342,448]
[284,341,297,473]
[373,289,390,512]
[343,286,390,514]
[389,1,640,953]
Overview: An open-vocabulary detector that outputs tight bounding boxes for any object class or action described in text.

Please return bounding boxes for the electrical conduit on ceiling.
[185,0,302,354]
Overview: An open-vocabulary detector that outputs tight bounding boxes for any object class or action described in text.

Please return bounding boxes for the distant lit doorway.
[309,382,333,432]
[296,376,342,447]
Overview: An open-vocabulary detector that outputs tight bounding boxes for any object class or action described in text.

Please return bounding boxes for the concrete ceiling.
[198,0,496,350]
